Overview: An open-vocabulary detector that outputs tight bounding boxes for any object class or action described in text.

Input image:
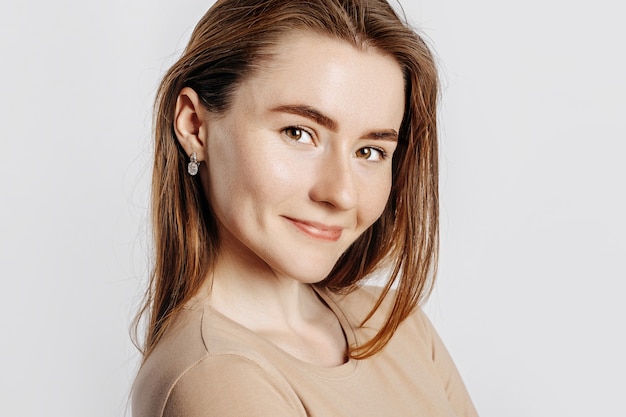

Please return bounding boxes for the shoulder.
[132,306,208,417]
[162,354,305,417]
[320,284,437,347]
[342,284,468,374]
[321,284,427,328]
[132,302,305,417]
[320,285,388,320]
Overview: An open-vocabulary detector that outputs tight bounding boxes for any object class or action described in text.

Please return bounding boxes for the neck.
[206,248,323,331]
[203,244,348,367]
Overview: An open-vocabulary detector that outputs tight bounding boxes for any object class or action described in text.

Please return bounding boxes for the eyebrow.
[271,105,337,131]
[270,104,398,141]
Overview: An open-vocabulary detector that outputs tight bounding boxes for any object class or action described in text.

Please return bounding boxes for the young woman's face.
[203,32,405,283]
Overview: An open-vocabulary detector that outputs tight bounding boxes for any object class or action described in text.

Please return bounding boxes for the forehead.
[233,32,406,130]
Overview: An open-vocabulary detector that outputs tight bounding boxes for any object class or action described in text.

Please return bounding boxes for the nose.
[309,151,358,210]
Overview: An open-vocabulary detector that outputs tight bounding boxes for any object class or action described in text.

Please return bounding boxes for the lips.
[283,217,343,242]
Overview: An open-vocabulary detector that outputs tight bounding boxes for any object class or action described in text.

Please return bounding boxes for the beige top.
[132,286,478,417]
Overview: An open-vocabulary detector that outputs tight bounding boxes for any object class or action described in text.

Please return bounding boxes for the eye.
[283,126,314,144]
[355,147,386,162]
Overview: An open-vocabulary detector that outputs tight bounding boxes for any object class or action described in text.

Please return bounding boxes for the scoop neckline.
[199,285,361,379]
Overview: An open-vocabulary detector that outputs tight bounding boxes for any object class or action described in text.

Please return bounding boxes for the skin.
[174,32,405,367]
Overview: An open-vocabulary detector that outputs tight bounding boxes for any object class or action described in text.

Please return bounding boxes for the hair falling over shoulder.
[133,0,439,361]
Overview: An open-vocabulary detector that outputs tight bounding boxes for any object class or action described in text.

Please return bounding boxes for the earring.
[187,152,199,176]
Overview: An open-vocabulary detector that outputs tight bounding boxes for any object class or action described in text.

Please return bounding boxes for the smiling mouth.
[284,217,343,242]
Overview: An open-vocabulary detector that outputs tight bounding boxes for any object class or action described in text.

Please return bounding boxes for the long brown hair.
[134,0,439,360]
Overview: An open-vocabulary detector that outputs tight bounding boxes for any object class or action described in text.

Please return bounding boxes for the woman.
[132,0,478,416]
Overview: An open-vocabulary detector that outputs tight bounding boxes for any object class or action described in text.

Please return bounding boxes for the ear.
[174,87,209,161]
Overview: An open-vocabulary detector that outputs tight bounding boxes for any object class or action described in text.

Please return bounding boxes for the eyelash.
[281,126,388,162]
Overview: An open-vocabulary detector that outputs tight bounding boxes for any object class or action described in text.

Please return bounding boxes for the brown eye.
[355,147,385,161]
[356,148,372,159]
[283,127,313,144]
[285,127,302,140]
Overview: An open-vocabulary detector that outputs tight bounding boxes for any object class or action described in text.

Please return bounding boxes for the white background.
[1,1,624,416]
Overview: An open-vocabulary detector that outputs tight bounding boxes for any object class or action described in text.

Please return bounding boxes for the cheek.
[358,171,393,226]
[237,142,304,196]
[208,136,308,212]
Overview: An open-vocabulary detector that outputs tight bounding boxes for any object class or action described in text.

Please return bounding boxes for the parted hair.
[135,0,439,360]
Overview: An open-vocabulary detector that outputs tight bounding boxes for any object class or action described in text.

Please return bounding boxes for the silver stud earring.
[187,152,199,176]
